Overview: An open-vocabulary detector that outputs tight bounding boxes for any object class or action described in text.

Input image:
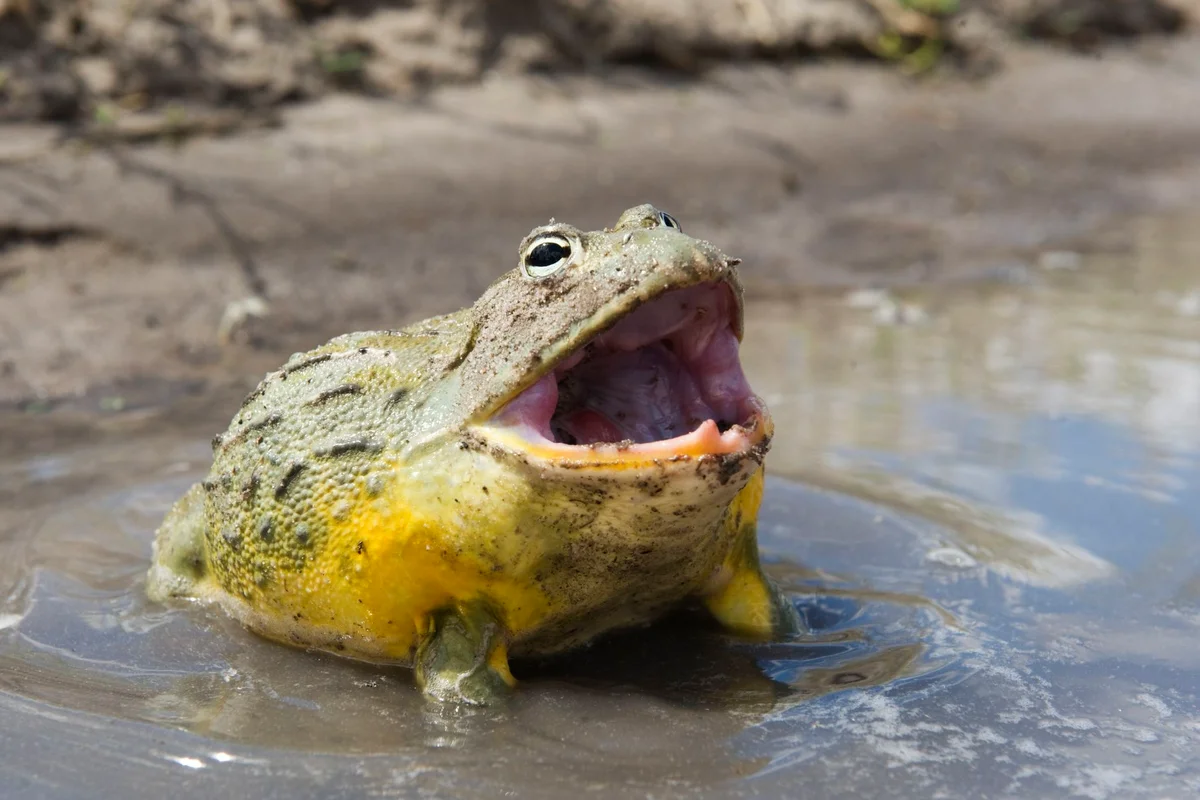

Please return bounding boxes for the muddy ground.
[2,17,1200,461]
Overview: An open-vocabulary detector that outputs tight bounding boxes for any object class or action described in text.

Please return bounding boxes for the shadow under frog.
[118,595,922,767]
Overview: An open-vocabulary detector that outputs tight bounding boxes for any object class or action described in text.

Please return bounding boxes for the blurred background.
[2,0,1199,441]
[3,3,1200,798]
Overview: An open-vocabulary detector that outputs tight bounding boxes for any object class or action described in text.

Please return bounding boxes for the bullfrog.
[147,204,801,705]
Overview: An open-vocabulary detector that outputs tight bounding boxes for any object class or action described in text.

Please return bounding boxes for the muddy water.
[3,212,1200,798]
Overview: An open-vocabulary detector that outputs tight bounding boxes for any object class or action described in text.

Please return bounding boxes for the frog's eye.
[658,211,682,232]
[523,234,573,278]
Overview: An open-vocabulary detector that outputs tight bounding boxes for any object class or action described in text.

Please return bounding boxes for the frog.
[147,204,801,705]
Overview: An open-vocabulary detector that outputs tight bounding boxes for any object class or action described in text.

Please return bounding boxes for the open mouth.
[484,282,767,460]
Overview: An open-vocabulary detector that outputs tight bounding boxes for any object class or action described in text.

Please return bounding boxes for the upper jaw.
[474,279,771,466]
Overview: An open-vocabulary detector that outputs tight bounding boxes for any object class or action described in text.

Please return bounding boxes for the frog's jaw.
[474,281,769,467]
[473,407,770,468]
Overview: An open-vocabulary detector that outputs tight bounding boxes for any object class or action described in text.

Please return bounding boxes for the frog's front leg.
[701,472,802,639]
[415,600,516,705]
[703,537,802,639]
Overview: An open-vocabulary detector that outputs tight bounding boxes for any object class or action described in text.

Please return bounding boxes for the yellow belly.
[203,446,763,664]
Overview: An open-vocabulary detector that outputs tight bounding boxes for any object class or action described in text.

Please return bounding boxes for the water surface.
[2,211,1199,798]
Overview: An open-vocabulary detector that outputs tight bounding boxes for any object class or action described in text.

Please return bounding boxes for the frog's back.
[224,311,475,461]
[149,311,476,617]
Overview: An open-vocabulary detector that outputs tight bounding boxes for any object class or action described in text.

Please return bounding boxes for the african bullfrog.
[147,204,801,704]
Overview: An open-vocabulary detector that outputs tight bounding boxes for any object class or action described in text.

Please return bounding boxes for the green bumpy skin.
[147,204,801,705]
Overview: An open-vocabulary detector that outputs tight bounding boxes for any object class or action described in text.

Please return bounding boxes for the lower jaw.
[471,404,773,469]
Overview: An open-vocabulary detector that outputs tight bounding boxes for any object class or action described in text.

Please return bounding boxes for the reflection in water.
[743,211,1200,593]
[2,211,1200,797]
[789,466,1117,588]
[752,211,1200,459]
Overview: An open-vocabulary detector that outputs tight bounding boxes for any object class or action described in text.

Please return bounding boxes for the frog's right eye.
[523,235,573,278]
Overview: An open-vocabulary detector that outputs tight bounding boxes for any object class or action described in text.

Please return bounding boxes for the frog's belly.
[210,501,736,664]
[206,465,760,665]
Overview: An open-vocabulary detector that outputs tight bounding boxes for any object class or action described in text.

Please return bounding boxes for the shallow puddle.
[2,212,1200,798]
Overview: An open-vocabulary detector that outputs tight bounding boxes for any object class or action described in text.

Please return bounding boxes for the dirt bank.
[2,31,1200,459]
[0,1,1194,126]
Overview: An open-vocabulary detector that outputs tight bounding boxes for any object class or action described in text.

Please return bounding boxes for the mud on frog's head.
[456,204,770,477]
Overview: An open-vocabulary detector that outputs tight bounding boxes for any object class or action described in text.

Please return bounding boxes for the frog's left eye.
[523,234,573,278]
[658,211,682,232]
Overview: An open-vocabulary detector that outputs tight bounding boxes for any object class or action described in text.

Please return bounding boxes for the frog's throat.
[474,281,771,466]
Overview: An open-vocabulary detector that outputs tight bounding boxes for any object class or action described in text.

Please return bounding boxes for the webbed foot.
[415,601,515,705]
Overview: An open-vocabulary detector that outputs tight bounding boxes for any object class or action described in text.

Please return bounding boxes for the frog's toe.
[415,602,515,706]
[421,658,515,706]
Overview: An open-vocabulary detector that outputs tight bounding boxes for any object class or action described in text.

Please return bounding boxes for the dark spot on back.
[283,353,333,376]
[355,541,366,555]
[276,462,306,498]
[259,515,275,542]
[315,438,383,457]
[306,383,363,406]
[385,387,410,407]
[220,412,283,450]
